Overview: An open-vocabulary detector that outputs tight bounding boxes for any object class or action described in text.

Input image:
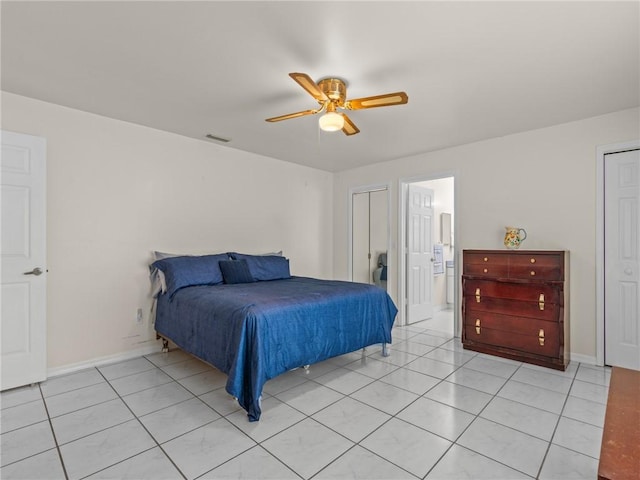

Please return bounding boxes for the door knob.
[23,267,43,276]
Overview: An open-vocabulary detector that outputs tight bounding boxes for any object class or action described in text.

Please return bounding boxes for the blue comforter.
[155,277,397,421]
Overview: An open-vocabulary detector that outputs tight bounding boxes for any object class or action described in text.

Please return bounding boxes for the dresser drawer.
[463,263,509,278]
[509,265,563,281]
[463,252,509,266]
[464,324,560,357]
[464,296,559,320]
[463,279,562,305]
[509,253,563,268]
[464,310,560,339]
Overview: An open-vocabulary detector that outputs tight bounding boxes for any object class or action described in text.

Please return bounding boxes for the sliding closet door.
[352,192,371,284]
[351,188,388,288]
[369,190,388,272]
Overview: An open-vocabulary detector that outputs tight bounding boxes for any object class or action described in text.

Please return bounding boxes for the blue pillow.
[152,253,228,298]
[228,253,291,281]
[219,259,255,284]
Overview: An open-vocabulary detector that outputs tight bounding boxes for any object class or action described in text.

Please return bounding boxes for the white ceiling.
[2,1,638,172]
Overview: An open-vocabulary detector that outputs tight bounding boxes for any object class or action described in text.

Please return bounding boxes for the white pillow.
[258,250,283,256]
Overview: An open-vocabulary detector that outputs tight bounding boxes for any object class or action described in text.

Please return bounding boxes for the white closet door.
[605,149,640,369]
[352,192,370,284]
[369,190,388,276]
[352,189,388,287]
[1,131,47,390]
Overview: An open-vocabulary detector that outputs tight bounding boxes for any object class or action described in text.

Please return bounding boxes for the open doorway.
[399,175,456,336]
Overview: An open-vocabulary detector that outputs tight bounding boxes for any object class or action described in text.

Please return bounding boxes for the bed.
[151,252,397,421]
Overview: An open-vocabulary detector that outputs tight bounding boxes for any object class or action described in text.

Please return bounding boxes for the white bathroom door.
[604,148,640,369]
[406,184,434,324]
[1,131,47,390]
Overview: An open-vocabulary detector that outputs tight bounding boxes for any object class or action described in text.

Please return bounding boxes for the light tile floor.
[1,312,609,480]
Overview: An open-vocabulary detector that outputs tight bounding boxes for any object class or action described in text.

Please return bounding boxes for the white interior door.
[1,130,47,390]
[605,149,640,369]
[406,184,434,324]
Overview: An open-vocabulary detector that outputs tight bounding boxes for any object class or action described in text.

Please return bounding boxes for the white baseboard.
[570,352,598,366]
[47,342,163,379]
[434,304,453,313]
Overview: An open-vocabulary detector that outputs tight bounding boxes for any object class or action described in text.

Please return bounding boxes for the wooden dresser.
[462,249,569,370]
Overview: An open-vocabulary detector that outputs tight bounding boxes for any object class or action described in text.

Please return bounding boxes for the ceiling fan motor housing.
[318,78,347,106]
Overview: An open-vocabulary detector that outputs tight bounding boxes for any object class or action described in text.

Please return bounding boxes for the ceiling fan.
[266,72,408,136]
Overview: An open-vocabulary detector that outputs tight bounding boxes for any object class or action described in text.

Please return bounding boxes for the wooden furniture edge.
[597,366,640,480]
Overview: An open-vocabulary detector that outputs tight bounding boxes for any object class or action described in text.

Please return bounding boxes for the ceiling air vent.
[205,134,231,143]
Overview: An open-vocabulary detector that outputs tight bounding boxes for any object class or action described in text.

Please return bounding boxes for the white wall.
[333,108,639,360]
[3,90,637,369]
[2,92,334,370]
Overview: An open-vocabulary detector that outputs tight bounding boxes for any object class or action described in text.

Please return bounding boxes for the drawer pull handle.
[538,329,545,346]
[475,288,481,303]
[530,270,536,276]
[538,293,545,310]
[530,258,536,264]
[475,319,481,335]
[483,268,488,273]
[483,257,488,262]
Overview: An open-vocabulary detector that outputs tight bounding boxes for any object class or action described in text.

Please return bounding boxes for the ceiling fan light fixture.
[318,111,344,132]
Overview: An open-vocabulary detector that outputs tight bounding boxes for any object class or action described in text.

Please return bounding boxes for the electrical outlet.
[136,308,143,325]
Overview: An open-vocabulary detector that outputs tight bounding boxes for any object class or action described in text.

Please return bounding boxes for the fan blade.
[346,91,408,110]
[265,109,319,122]
[289,72,328,103]
[341,114,360,136]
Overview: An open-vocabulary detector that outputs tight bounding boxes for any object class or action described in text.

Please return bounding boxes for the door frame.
[399,172,458,332]
[596,140,640,366]
[347,183,391,284]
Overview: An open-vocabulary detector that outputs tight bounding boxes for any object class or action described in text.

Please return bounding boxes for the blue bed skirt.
[155,276,397,421]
